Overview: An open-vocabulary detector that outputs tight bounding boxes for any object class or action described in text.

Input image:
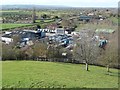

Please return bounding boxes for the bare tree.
[32,42,47,60]
[12,35,21,47]
[73,30,99,71]
[98,32,118,72]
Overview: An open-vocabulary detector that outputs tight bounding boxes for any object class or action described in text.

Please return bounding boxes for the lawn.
[2,61,119,88]
[1,23,32,30]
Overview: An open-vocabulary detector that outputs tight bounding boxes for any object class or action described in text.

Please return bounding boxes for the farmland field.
[1,23,32,30]
[2,61,119,88]
[1,10,32,15]
[35,19,55,23]
[76,22,118,31]
[0,10,20,12]
[110,17,118,24]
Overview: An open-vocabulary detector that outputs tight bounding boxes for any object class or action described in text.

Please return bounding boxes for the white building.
[1,36,13,44]
[55,28,65,35]
[5,31,12,34]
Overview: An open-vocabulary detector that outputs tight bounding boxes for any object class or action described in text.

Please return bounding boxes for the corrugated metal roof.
[80,16,92,20]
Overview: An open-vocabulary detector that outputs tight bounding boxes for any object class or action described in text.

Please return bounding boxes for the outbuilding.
[1,34,13,44]
[79,15,92,22]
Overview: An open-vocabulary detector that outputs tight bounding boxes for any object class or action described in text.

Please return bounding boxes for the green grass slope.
[2,61,119,88]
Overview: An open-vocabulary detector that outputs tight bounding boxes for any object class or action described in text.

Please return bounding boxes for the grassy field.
[2,61,119,88]
[0,10,20,13]
[110,17,118,24]
[1,23,32,30]
[76,23,117,31]
[35,19,55,23]
[36,10,69,17]
[1,19,55,31]
[1,10,33,15]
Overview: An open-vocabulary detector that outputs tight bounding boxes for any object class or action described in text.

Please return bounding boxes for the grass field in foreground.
[1,23,32,30]
[2,61,119,88]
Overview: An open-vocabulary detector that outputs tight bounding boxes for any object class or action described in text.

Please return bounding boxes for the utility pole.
[32,7,36,23]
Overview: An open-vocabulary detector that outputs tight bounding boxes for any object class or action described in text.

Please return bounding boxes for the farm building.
[79,15,92,22]
[1,34,13,44]
[22,30,46,39]
[1,30,46,45]
[55,28,65,35]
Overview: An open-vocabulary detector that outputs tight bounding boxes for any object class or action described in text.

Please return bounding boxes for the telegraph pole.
[32,7,36,23]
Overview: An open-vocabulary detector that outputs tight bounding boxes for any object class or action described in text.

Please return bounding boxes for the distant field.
[1,19,55,31]
[76,23,118,31]
[110,17,118,24]
[1,10,33,17]
[2,61,119,88]
[35,19,54,23]
[1,23,32,30]
[0,10,20,13]
[36,11,68,16]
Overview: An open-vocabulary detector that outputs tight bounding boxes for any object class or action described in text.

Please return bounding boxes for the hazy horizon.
[1,4,118,8]
[1,0,119,8]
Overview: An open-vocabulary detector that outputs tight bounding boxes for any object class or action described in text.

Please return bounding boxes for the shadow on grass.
[105,71,120,77]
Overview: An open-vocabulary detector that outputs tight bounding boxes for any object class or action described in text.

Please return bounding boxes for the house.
[47,23,58,30]
[88,13,94,16]
[65,27,75,34]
